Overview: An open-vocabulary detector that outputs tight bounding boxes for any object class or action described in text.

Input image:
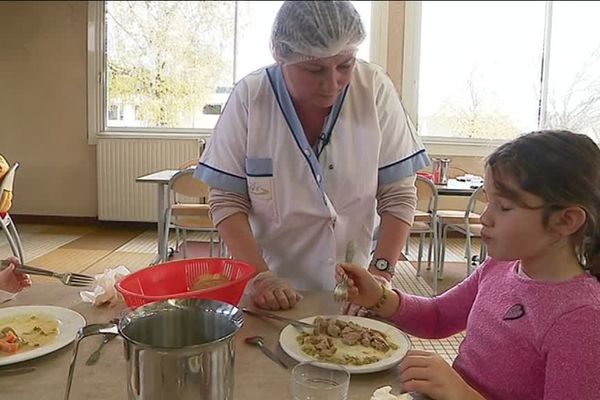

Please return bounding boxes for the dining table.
[0,282,413,400]
[435,178,482,197]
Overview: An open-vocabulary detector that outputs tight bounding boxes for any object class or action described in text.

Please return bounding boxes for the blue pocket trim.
[245,158,273,177]
[194,162,248,196]
[378,149,430,185]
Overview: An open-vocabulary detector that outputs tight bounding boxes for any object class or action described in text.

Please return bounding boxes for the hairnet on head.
[271,1,366,65]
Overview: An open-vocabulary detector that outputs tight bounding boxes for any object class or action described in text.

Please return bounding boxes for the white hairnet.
[271,1,366,65]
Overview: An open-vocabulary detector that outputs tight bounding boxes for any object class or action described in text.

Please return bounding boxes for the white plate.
[0,305,86,366]
[279,315,411,374]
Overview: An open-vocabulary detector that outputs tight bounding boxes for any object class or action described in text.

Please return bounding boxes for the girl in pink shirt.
[338,130,600,399]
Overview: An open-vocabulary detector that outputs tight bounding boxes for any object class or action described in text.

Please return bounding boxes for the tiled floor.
[0,224,477,363]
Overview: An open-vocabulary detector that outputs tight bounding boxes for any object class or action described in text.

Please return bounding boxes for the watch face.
[375,259,389,271]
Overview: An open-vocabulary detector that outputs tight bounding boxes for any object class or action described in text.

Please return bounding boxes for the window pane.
[105,1,235,130]
[545,1,600,142]
[418,1,545,139]
[105,1,371,132]
[235,1,371,81]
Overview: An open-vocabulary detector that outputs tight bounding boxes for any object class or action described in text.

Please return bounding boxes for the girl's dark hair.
[486,130,600,281]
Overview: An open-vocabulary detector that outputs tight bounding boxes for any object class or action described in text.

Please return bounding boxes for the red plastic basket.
[115,258,256,308]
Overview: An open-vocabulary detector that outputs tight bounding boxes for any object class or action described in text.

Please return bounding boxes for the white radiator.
[97,138,204,222]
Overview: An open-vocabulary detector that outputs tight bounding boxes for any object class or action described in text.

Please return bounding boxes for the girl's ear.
[549,206,587,237]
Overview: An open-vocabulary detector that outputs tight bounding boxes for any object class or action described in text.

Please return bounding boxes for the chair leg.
[163,210,173,262]
[209,232,214,257]
[182,230,188,259]
[1,218,20,262]
[6,216,25,263]
[405,236,410,257]
[439,225,449,280]
[432,221,439,296]
[427,231,433,270]
[465,230,473,276]
[416,233,425,275]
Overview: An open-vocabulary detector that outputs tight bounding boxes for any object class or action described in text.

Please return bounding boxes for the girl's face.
[282,53,356,109]
[480,166,558,263]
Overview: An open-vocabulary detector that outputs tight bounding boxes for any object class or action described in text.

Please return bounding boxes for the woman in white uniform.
[195,1,429,311]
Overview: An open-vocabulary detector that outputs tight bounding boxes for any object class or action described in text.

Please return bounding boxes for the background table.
[135,169,179,264]
[435,178,482,197]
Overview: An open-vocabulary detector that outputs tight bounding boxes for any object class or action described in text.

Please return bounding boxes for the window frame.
[402,1,560,156]
[87,1,388,144]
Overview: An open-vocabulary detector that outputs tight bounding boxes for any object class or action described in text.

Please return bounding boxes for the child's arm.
[542,306,600,399]
[337,260,483,339]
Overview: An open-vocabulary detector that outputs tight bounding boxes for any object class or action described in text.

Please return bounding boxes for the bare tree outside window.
[418,1,600,142]
[106,1,234,129]
[545,1,600,142]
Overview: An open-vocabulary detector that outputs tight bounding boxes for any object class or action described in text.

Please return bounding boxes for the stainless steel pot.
[432,158,451,184]
[64,299,244,400]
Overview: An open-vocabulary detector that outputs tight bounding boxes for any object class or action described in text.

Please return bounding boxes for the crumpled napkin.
[370,386,411,400]
[0,289,17,304]
[80,265,131,306]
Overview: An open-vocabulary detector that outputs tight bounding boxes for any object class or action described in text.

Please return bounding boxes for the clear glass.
[418,1,546,139]
[290,361,350,400]
[545,1,600,142]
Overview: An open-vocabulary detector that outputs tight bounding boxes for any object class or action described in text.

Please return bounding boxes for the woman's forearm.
[370,212,411,279]
[216,212,269,273]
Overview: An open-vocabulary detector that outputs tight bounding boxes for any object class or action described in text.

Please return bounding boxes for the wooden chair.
[407,176,440,278]
[163,168,221,259]
[437,185,487,278]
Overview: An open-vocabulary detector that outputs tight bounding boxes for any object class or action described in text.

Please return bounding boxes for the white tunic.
[195,60,429,290]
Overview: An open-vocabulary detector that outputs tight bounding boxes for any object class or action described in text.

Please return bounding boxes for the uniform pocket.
[246,158,278,221]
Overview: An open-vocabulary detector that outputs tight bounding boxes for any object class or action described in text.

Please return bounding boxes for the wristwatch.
[369,258,394,275]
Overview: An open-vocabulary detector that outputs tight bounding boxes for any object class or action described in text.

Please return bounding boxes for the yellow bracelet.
[371,283,388,310]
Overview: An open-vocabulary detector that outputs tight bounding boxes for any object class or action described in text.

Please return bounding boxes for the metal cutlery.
[333,241,355,302]
[0,259,95,287]
[244,336,288,369]
[241,308,315,330]
[85,334,117,366]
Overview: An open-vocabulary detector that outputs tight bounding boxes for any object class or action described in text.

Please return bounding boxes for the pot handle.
[64,323,119,400]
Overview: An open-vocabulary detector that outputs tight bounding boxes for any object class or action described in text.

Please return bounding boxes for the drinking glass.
[290,361,350,400]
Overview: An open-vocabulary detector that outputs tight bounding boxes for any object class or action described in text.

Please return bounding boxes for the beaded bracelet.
[371,283,388,310]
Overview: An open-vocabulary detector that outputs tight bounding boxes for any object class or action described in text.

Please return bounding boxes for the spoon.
[333,241,355,302]
[244,336,288,369]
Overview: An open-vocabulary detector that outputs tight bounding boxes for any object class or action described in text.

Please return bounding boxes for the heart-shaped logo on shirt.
[503,304,525,320]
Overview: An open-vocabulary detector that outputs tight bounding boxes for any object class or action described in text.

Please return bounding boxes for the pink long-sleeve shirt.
[391,259,600,400]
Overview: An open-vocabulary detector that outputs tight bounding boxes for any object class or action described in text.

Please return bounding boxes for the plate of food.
[279,315,411,374]
[0,305,86,366]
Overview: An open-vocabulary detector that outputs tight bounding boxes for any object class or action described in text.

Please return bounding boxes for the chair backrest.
[178,159,199,170]
[464,185,487,219]
[415,175,439,215]
[168,168,209,204]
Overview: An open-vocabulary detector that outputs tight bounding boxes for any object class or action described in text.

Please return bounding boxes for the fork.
[0,259,95,287]
[333,241,355,302]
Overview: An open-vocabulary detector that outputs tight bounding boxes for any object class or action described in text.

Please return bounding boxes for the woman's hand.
[399,350,484,400]
[335,263,382,309]
[248,271,302,311]
[0,257,31,293]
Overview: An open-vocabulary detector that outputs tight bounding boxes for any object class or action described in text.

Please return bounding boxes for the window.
[89,1,374,138]
[403,1,600,143]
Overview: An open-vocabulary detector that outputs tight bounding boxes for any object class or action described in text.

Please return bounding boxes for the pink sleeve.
[389,262,484,339]
[542,306,600,400]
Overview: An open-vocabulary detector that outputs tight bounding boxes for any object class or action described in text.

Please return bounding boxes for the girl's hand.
[399,350,484,400]
[0,257,31,293]
[335,263,381,308]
